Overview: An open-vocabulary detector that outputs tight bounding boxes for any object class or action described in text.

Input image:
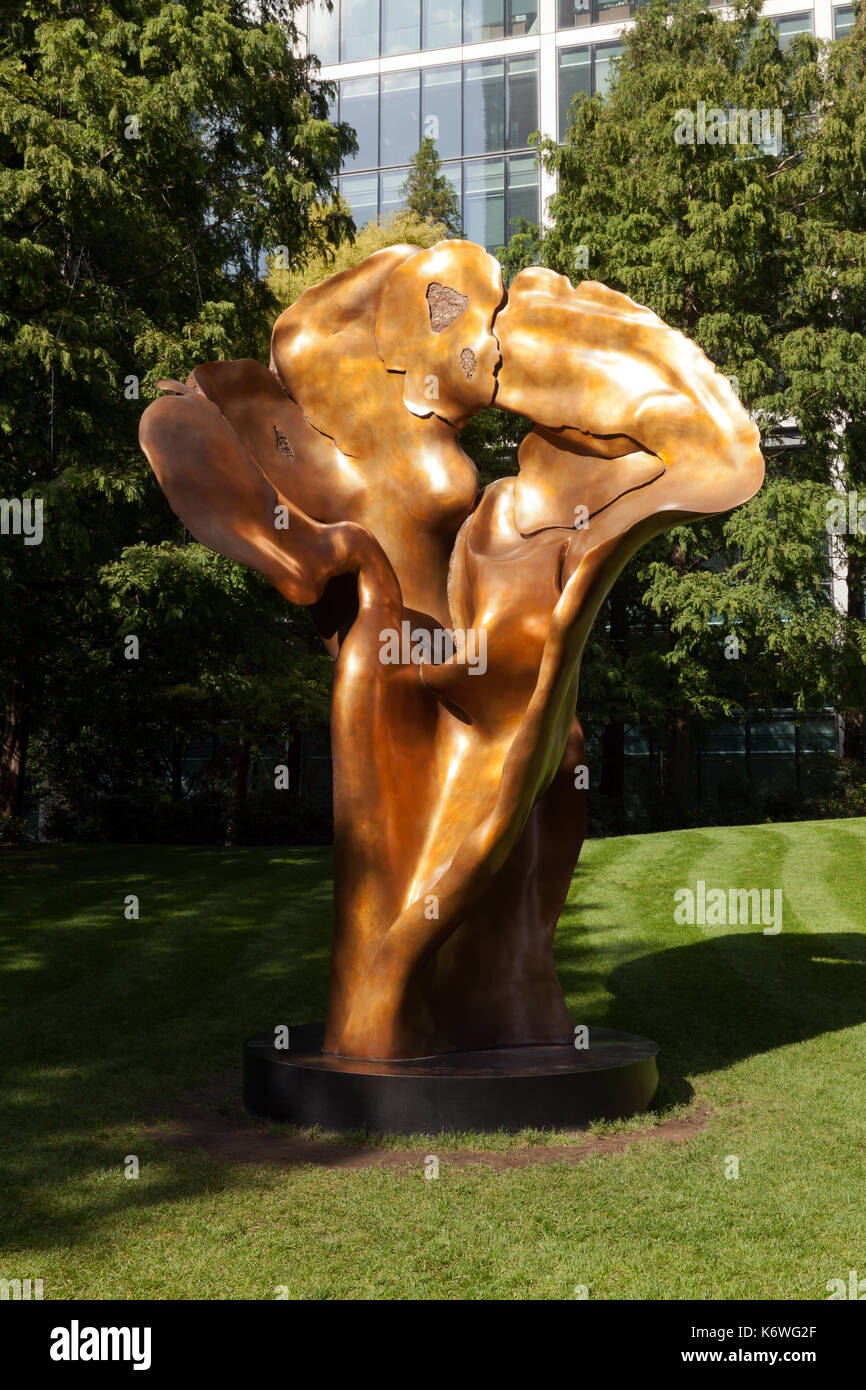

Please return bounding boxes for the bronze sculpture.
[140,241,764,1064]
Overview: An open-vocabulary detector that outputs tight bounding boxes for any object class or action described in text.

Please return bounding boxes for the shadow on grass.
[557,929,866,1107]
[0,845,335,1251]
[2,844,866,1250]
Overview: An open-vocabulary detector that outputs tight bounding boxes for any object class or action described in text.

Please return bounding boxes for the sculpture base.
[243,1023,659,1135]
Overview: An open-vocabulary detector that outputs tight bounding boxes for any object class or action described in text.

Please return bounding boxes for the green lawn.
[1,820,865,1300]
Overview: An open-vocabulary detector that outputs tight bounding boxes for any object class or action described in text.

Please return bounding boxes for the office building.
[301,0,855,250]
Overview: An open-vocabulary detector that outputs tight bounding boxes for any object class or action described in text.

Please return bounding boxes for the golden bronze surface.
[139,241,764,1060]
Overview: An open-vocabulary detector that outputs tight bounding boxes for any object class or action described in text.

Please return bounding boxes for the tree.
[400,137,462,236]
[500,0,866,814]
[0,0,354,833]
[29,541,332,843]
[268,207,451,305]
[782,9,866,758]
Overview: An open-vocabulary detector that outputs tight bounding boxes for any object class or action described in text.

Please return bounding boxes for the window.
[507,2,539,35]
[339,171,378,228]
[833,5,855,38]
[775,13,813,48]
[464,59,506,155]
[341,76,379,171]
[596,0,631,22]
[308,0,586,61]
[442,161,463,225]
[558,43,622,137]
[381,70,421,167]
[382,0,421,55]
[464,0,505,44]
[423,0,462,48]
[358,162,464,231]
[506,153,539,229]
[464,157,506,249]
[558,47,591,137]
[380,167,409,219]
[595,41,623,97]
[751,722,796,755]
[506,54,539,148]
[461,156,537,250]
[340,0,378,62]
[315,80,339,127]
[800,718,837,754]
[422,65,462,160]
[558,0,639,22]
[308,1,339,65]
[333,57,539,246]
[557,0,592,25]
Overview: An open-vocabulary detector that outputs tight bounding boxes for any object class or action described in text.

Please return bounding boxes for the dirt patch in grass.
[144,1075,712,1171]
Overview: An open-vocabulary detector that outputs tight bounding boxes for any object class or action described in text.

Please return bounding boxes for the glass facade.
[464,155,506,244]
[340,0,379,62]
[382,0,421,55]
[380,70,421,166]
[422,65,462,159]
[331,59,540,248]
[464,0,506,42]
[508,3,540,36]
[508,54,538,147]
[594,40,623,96]
[336,60,538,168]
[559,0,644,24]
[833,4,854,38]
[775,12,814,46]
[340,75,378,171]
[308,0,338,64]
[558,46,590,136]
[308,0,542,57]
[464,59,507,154]
[308,3,836,252]
[309,1,834,64]
[558,42,623,137]
[423,0,462,48]
[339,170,379,227]
[341,153,537,249]
[309,0,609,61]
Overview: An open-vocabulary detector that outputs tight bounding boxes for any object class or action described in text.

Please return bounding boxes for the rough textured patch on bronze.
[426,281,470,332]
[274,426,293,457]
[459,346,477,379]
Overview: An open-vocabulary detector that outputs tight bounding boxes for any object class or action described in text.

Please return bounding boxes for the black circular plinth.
[243,1023,659,1135]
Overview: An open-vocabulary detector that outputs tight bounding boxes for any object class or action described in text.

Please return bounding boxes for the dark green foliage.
[400,136,462,235]
[499,0,866,811]
[0,1,350,835]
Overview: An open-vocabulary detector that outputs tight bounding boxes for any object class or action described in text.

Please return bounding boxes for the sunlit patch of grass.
[1,824,865,1299]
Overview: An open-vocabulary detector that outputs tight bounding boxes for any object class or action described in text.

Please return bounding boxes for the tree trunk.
[599,719,625,803]
[225,729,250,848]
[599,583,628,812]
[844,550,865,762]
[170,735,184,802]
[0,679,29,822]
[667,714,693,824]
[286,730,301,793]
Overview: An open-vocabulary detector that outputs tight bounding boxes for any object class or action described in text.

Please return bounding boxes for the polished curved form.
[139,241,764,1060]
